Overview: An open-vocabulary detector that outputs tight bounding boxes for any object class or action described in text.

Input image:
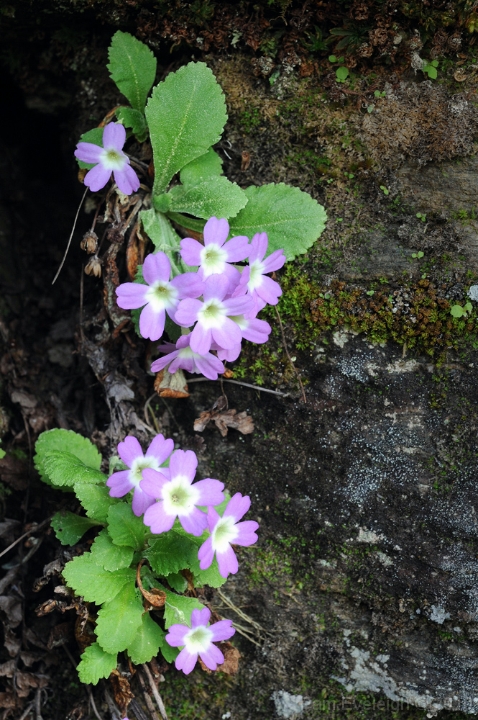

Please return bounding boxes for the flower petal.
[210,619,235,642]
[170,272,204,299]
[103,122,126,150]
[165,623,189,647]
[175,298,202,327]
[194,354,225,380]
[217,545,239,578]
[143,252,171,285]
[146,434,174,465]
[223,235,250,262]
[262,248,286,274]
[74,142,103,164]
[249,232,268,263]
[223,493,251,522]
[191,607,211,628]
[202,274,230,302]
[83,164,112,192]
[169,449,197,482]
[189,324,212,355]
[211,318,242,350]
[179,507,208,536]
[114,164,140,195]
[140,468,170,499]
[139,303,165,341]
[132,487,155,516]
[194,479,224,506]
[203,217,229,247]
[198,536,215,569]
[106,470,132,497]
[116,282,148,310]
[175,648,198,675]
[199,644,224,670]
[234,520,259,546]
[180,238,203,267]
[143,501,176,534]
[118,436,143,468]
[256,275,282,306]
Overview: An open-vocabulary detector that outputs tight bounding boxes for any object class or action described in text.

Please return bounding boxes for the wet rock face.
[194,333,478,716]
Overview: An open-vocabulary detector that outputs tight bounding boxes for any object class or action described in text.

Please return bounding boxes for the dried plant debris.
[361,82,478,168]
[194,395,254,436]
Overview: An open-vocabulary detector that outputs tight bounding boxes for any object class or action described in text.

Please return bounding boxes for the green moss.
[159,667,233,720]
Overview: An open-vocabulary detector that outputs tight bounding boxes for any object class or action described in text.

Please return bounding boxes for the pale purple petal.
[139,303,165,341]
[116,282,148,310]
[151,350,180,373]
[179,507,208,536]
[198,536,214,569]
[241,318,271,344]
[169,449,197,482]
[211,318,242,350]
[106,470,132,497]
[169,355,195,374]
[180,238,203,266]
[194,479,225,506]
[202,274,229,302]
[223,236,250,262]
[234,520,259,546]
[203,217,229,247]
[262,248,286,273]
[175,648,198,675]
[140,468,169,498]
[217,545,239,578]
[103,122,126,150]
[146,434,174,464]
[209,619,235,643]
[223,294,254,317]
[221,264,241,295]
[191,608,211,628]
[114,164,140,195]
[83,164,112,192]
[170,273,204,299]
[249,232,268,263]
[132,487,155,516]
[175,298,202,327]
[143,501,176,533]
[194,354,224,380]
[189,324,212,355]
[165,623,189,646]
[74,142,103,164]
[206,505,221,531]
[199,644,224,670]
[118,436,143,467]
[143,252,171,285]
[215,344,241,363]
[223,493,251,522]
[256,275,282,305]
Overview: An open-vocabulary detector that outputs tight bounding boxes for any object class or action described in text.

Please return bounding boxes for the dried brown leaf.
[0,692,17,709]
[0,596,22,628]
[110,669,134,716]
[216,642,241,675]
[154,368,189,398]
[15,671,49,697]
[0,660,16,678]
[4,629,21,658]
[0,455,28,491]
[194,409,254,437]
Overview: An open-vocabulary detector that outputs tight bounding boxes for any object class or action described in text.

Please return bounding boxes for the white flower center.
[200,244,227,276]
[100,147,127,171]
[145,281,178,313]
[229,314,247,331]
[129,455,160,488]
[211,516,238,554]
[198,299,227,329]
[178,346,200,360]
[184,625,213,653]
[248,260,265,292]
[162,475,200,517]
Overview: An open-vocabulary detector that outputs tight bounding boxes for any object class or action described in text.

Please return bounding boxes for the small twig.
[79,264,85,344]
[129,699,150,720]
[142,664,168,720]
[62,644,78,671]
[144,393,162,434]
[88,687,104,720]
[186,378,289,397]
[52,187,88,284]
[18,701,35,720]
[274,306,306,403]
[137,670,161,720]
[104,690,122,720]
[0,517,52,560]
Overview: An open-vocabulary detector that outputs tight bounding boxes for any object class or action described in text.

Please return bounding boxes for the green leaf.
[179,148,223,185]
[77,642,117,685]
[140,209,181,255]
[96,583,144,654]
[191,558,227,589]
[163,589,204,628]
[127,613,165,664]
[35,429,102,486]
[75,484,119,523]
[63,554,135,604]
[42,451,106,488]
[145,530,198,576]
[107,31,157,112]
[165,213,206,235]
[116,107,148,141]
[50,511,98,546]
[145,62,227,195]
[335,66,349,82]
[157,176,247,220]
[76,128,104,169]
[90,529,134,571]
[426,65,438,80]
[229,183,327,261]
[159,632,179,663]
[450,305,465,318]
[166,572,188,593]
[107,504,147,551]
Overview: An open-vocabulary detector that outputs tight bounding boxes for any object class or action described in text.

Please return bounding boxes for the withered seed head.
[80,230,98,254]
[84,255,102,278]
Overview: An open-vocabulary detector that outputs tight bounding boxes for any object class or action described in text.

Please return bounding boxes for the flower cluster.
[107,433,259,674]
[116,216,285,380]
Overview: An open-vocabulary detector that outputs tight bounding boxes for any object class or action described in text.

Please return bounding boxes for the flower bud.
[80,230,98,254]
[84,256,102,278]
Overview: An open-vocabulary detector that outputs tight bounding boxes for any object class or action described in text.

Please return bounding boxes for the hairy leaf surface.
[90,529,134,571]
[34,429,102,485]
[50,511,98,546]
[77,642,117,685]
[63,555,135,604]
[107,503,146,550]
[107,31,157,111]
[96,583,143,653]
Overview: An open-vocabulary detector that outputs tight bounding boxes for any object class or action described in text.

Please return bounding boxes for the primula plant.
[34,428,258,683]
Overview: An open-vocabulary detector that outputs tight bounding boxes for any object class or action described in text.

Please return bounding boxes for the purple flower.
[236,232,285,311]
[151,334,225,380]
[175,274,254,355]
[116,252,204,341]
[166,607,235,675]
[141,449,224,536]
[74,123,140,195]
[180,217,249,291]
[106,434,174,517]
[198,493,259,578]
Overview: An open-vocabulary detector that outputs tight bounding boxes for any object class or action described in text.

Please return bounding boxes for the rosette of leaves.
[34,429,228,685]
[75,31,327,277]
